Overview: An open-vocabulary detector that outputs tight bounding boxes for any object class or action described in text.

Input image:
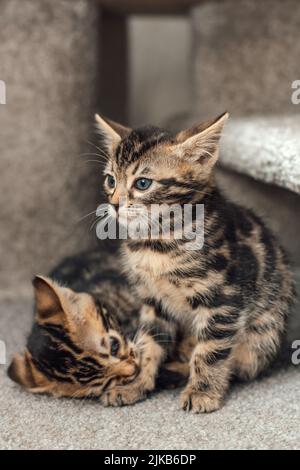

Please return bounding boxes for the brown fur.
[8,275,141,400]
[8,250,191,403]
[97,112,295,413]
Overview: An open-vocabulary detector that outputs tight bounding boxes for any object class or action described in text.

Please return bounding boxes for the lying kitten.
[97,112,295,412]
[8,249,190,403]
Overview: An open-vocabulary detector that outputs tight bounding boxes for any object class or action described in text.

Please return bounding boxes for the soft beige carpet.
[0,282,299,450]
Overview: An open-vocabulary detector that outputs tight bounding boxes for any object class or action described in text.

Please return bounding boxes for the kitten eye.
[106,174,116,189]
[109,336,120,356]
[134,178,152,191]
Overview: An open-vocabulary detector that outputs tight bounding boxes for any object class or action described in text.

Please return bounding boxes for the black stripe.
[128,240,179,253]
[208,254,228,272]
[116,127,172,167]
[90,380,105,388]
[170,265,207,281]
[247,322,275,334]
[41,323,82,354]
[204,347,232,365]
[187,289,243,310]
[31,357,74,384]
[142,189,197,205]
[212,311,239,325]
[130,136,166,163]
[96,306,111,332]
[260,226,276,282]
[158,178,206,192]
[200,325,237,341]
[162,191,196,204]
[82,356,105,368]
[102,377,115,392]
[144,298,175,323]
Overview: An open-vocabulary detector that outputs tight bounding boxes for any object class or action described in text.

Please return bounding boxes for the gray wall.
[129,16,191,127]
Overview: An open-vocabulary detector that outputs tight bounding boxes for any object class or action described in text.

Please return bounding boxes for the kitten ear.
[8,351,38,389]
[95,114,131,154]
[8,351,51,392]
[176,112,229,170]
[32,275,68,323]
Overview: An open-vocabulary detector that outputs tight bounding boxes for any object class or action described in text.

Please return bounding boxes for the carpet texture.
[0,270,299,450]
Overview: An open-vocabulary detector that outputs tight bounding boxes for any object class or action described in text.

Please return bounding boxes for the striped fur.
[98,112,295,413]
[8,248,191,403]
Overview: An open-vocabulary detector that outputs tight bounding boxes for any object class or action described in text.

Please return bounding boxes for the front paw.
[100,373,157,407]
[180,387,222,413]
[100,384,146,407]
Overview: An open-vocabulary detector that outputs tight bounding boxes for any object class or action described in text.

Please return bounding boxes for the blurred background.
[0,0,299,297]
[1,0,300,451]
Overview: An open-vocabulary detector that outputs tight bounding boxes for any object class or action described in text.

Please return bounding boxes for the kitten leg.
[232,307,286,380]
[181,311,237,413]
[181,340,234,413]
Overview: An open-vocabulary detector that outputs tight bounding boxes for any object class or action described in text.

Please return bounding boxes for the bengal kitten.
[8,249,180,404]
[97,112,295,413]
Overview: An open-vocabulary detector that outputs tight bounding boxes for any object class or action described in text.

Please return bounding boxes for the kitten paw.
[100,375,155,407]
[100,385,146,407]
[180,388,222,413]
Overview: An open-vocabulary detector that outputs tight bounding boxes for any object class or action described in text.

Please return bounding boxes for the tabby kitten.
[8,249,162,403]
[8,249,190,403]
[97,112,295,413]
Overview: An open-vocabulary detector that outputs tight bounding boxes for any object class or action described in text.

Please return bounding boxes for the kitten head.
[8,276,140,398]
[96,112,228,214]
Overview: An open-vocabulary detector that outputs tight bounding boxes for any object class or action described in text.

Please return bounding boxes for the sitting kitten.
[8,249,190,403]
[96,112,295,413]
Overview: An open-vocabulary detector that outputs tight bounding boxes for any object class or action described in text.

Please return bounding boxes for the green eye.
[134,178,152,191]
[106,174,115,189]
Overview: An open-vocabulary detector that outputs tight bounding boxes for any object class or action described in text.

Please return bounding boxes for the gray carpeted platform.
[1,287,299,450]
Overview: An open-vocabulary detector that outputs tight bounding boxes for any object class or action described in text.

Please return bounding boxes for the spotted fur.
[97,112,295,413]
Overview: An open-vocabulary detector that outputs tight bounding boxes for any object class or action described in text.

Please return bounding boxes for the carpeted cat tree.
[191,0,300,194]
[0,0,102,294]
[186,0,300,274]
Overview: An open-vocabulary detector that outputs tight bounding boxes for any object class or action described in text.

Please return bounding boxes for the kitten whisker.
[86,140,109,160]
[90,213,110,232]
[77,209,98,222]
[84,160,106,167]
[80,152,109,162]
